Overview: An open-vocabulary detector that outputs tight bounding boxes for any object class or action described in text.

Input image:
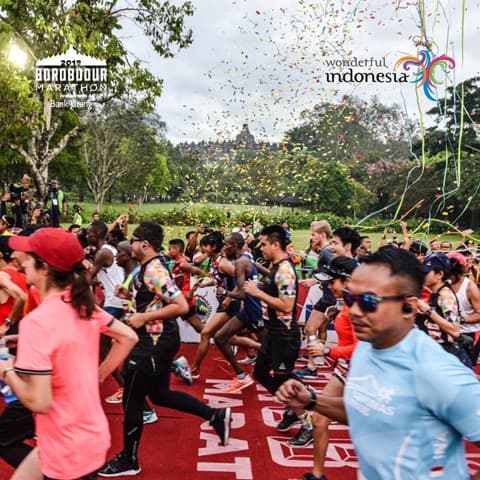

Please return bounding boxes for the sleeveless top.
[211,255,235,292]
[131,256,180,353]
[172,256,195,307]
[457,277,480,333]
[424,283,460,344]
[96,244,124,309]
[0,267,27,324]
[262,258,298,333]
[238,252,262,317]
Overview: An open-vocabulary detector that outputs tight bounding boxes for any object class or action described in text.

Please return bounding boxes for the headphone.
[142,242,148,250]
[402,303,413,314]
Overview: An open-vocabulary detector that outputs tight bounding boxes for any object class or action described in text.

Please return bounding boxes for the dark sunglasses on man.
[342,288,405,313]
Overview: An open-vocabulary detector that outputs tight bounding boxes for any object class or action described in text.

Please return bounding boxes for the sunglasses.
[130,237,142,243]
[342,289,405,313]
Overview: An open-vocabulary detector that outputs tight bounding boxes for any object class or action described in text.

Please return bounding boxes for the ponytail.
[70,263,96,318]
[34,252,96,318]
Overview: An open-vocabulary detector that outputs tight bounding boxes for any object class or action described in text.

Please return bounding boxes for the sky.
[125,0,480,144]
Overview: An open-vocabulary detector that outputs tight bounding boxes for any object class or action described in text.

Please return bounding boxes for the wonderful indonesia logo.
[324,50,455,101]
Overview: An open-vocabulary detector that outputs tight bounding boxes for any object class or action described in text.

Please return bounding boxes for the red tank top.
[172,256,195,307]
[0,267,27,324]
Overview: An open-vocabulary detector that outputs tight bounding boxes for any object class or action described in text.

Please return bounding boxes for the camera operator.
[45,180,67,228]
[4,175,30,229]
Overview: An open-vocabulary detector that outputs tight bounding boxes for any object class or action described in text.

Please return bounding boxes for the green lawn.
[77,200,301,217]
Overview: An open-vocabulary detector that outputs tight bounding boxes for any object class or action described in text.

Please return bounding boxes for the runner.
[115,240,158,425]
[276,247,480,480]
[243,225,301,431]
[299,256,358,480]
[167,238,207,385]
[416,252,469,367]
[167,238,206,334]
[98,222,231,477]
[190,232,239,379]
[213,233,263,393]
[1,228,137,480]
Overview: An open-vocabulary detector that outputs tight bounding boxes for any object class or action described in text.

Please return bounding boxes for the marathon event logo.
[35,47,108,109]
[394,49,455,101]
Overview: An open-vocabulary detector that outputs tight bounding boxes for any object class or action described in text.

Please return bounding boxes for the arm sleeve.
[15,314,53,374]
[416,357,480,442]
[329,307,358,360]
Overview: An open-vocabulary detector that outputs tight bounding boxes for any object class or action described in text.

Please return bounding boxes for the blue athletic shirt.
[344,328,480,480]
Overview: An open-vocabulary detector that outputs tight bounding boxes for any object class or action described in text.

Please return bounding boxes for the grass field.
[78,201,298,217]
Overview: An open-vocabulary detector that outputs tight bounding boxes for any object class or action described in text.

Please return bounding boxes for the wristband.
[2,367,14,380]
[324,345,331,356]
[4,318,12,327]
[304,384,318,410]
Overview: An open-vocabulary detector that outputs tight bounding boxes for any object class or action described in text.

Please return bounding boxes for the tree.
[285,95,411,167]
[82,101,171,210]
[296,159,355,216]
[423,76,480,156]
[411,76,480,227]
[0,0,194,202]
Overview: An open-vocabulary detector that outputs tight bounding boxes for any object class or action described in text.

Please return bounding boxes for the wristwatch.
[4,318,12,327]
[304,384,318,410]
[425,307,433,317]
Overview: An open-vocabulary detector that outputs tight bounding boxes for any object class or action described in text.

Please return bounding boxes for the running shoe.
[104,388,123,404]
[295,366,318,379]
[172,356,193,385]
[277,408,300,432]
[238,355,257,365]
[209,407,232,446]
[224,374,254,393]
[98,451,141,477]
[301,473,328,480]
[143,409,158,425]
[288,423,314,447]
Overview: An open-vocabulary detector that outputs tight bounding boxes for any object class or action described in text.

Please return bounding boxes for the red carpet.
[101,344,358,480]
[2,344,480,479]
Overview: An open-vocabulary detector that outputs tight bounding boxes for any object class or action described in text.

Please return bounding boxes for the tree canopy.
[0,0,194,201]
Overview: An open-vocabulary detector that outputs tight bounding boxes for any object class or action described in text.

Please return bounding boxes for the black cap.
[409,240,428,255]
[315,256,358,281]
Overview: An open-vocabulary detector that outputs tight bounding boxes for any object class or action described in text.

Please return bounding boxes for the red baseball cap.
[8,228,84,272]
[448,251,467,267]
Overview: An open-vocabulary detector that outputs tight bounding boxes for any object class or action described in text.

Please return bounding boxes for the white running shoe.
[172,356,193,385]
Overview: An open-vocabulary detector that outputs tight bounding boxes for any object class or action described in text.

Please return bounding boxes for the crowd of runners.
[0,213,480,479]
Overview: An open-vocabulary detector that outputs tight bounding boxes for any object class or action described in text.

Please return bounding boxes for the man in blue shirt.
[276,247,480,480]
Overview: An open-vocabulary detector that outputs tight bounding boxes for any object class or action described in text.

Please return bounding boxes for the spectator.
[45,180,67,228]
